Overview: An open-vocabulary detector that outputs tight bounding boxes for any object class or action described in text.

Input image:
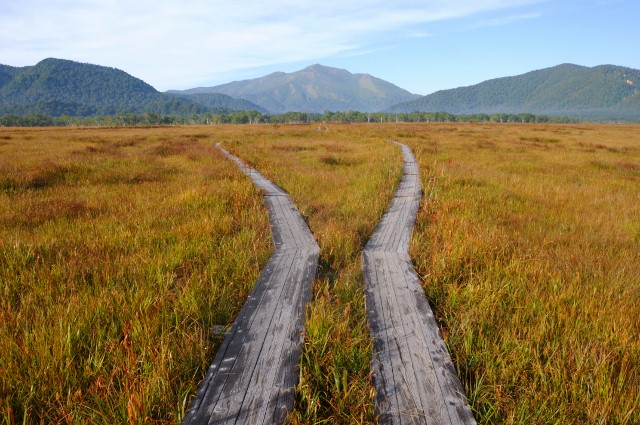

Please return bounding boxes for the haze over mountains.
[1,58,639,120]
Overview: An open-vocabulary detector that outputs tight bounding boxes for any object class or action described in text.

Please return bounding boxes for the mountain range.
[389,63,640,119]
[0,58,262,117]
[1,58,639,119]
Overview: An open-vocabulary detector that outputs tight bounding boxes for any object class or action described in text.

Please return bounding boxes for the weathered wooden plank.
[267,194,316,249]
[183,145,319,425]
[396,173,423,198]
[366,196,419,253]
[363,142,476,425]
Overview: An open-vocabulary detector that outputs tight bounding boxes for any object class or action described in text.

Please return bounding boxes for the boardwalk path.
[363,142,476,425]
[183,144,319,425]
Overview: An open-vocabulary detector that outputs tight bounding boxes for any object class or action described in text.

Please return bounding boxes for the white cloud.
[0,0,542,89]
[472,12,542,28]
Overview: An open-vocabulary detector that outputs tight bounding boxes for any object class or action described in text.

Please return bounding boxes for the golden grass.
[1,124,401,424]
[0,127,272,423]
[399,123,640,423]
[219,125,402,423]
[2,123,639,424]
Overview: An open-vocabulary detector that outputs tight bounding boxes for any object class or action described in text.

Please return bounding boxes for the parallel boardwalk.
[363,142,476,425]
[183,145,319,425]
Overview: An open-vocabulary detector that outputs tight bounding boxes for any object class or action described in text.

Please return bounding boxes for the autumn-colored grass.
[399,123,640,424]
[1,124,401,424]
[219,125,402,423]
[229,122,640,424]
[2,123,639,424]
[0,127,273,423]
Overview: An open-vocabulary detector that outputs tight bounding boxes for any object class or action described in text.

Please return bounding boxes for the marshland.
[1,123,638,424]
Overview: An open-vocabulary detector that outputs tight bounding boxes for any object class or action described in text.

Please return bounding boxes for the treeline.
[0,110,589,127]
[316,111,581,124]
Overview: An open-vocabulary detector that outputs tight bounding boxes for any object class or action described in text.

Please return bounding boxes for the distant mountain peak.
[173,64,419,113]
[303,63,347,73]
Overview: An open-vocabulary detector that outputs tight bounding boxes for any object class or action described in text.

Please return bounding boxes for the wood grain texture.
[363,142,476,425]
[183,144,319,425]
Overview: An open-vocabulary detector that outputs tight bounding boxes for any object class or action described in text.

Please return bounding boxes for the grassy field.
[1,123,639,424]
[0,127,275,423]
[219,126,401,423]
[0,125,400,424]
[400,123,640,423]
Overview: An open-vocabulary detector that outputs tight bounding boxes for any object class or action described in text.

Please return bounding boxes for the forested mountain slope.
[165,92,266,113]
[0,58,260,116]
[388,64,640,119]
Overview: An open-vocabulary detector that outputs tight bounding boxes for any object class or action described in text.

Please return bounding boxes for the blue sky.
[1,0,638,95]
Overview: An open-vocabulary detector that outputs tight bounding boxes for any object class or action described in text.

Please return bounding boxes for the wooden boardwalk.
[363,142,476,425]
[183,145,319,425]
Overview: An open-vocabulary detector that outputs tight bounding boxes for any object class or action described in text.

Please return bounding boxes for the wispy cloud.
[472,12,542,28]
[0,0,542,89]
